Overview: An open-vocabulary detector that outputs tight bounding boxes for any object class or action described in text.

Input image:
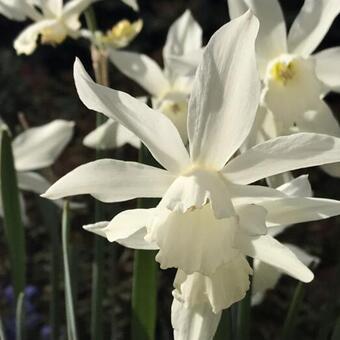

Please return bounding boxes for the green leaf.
[214,309,233,340]
[62,201,78,340]
[15,292,25,340]
[280,281,305,340]
[0,129,26,300]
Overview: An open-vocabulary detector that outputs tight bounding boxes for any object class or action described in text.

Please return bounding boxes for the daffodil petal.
[288,0,340,56]
[262,197,340,227]
[223,133,340,184]
[171,299,221,340]
[163,10,202,74]
[314,47,340,93]
[108,50,169,97]
[17,171,51,194]
[13,120,74,172]
[42,159,175,201]
[228,0,287,76]
[276,175,312,197]
[120,0,139,11]
[188,11,260,169]
[14,19,57,55]
[74,58,189,173]
[235,233,313,282]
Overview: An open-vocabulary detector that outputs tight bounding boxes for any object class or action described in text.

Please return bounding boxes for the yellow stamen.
[40,26,67,46]
[270,61,295,85]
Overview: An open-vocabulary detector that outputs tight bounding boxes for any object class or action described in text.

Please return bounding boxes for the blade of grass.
[15,292,25,340]
[0,128,26,301]
[214,308,233,340]
[62,201,78,340]
[37,198,61,340]
[280,281,305,340]
[131,145,158,340]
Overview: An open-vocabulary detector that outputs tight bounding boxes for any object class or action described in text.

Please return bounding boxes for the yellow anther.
[270,61,295,85]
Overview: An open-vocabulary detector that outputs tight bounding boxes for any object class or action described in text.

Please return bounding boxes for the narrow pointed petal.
[288,0,340,56]
[166,49,203,77]
[83,209,159,249]
[42,159,175,201]
[163,10,202,73]
[237,204,267,236]
[0,0,26,20]
[108,50,169,97]
[276,175,312,197]
[83,119,140,150]
[17,171,50,194]
[252,243,318,305]
[236,233,313,282]
[228,0,287,74]
[314,47,340,93]
[222,133,340,184]
[188,11,260,169]
[13,120,74,171]
[262,197,340,227]
[63,0,99,19]
[74,58,189,173]
[171,299,221,340]
[173,255,252,313]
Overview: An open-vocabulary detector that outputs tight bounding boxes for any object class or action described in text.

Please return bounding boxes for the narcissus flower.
[107,9,202,141]
[43,11,340,338]
[0,0,104,55]
[0,119,74,217]
[228,0,340,176]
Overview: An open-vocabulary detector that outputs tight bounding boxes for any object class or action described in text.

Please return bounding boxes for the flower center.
[267,55,297,86]
[101,19,142,48]
[40,25,67,46]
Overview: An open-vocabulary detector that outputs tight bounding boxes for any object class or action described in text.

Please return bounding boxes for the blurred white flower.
[228,0,340,177]
[0,119,74,219]
[0,0,103,54]
[108,9,203,142]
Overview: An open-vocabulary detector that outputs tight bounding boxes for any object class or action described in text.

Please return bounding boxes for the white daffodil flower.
[44,9,340,283]
[228,0,340,176]
[0,0,102,55]
[43,12,340,338]
[107,9,202,142]
[0,119,74,219]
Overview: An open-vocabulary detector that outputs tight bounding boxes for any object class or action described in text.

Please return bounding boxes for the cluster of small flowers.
[1,0,340,339]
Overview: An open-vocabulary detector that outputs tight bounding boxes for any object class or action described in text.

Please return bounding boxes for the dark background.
[0,1,340,339]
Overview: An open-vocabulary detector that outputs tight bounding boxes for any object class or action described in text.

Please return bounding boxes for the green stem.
[131,146,158,340]
[280,281,305,340]
[15,292,25,340]
[0,129,26,301]
[62,201,78,340]
[214,309,233,340]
